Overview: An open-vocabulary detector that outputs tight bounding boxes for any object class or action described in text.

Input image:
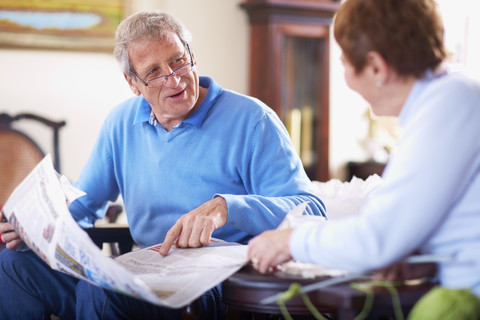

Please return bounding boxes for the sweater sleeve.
[219,111,326,236]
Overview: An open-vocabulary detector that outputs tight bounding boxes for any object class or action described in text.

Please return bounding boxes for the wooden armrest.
[85,226,134,256]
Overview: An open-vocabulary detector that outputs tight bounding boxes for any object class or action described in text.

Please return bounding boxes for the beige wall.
[1,0,478,182]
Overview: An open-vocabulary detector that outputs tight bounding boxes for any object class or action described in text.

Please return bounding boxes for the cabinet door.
[246,20,331,181]
[280,24,330,181]
[241,0,338,181]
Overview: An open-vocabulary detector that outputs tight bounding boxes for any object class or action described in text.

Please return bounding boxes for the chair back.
[0,113,66,205]
[0,113,131,256]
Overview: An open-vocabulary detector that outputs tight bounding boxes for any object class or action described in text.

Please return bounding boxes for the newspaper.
[0,154,248,308]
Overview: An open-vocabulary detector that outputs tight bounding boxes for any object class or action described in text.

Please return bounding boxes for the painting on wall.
[0,0,130,51]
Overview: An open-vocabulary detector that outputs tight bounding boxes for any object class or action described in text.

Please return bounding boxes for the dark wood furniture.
[346,160,386,181]
[223,265,434,319]
[314,281,434,320]
[0,112,66,205]
[240,0,340,182]
[223,265,334,319]
[85,220,134,256]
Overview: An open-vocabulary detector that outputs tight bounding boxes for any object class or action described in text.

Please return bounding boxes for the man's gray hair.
[114,10,193,75]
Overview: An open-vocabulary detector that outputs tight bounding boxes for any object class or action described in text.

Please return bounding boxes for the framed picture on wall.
[0,0,131,52]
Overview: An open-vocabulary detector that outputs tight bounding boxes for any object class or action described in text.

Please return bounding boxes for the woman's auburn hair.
[334,0,447,77]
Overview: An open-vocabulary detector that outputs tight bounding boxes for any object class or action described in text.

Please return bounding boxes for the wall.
[1,0,478,183]
[0,49,133,178]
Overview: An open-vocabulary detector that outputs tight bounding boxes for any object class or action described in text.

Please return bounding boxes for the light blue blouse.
[69,76,326,248]
[291,70,480,297]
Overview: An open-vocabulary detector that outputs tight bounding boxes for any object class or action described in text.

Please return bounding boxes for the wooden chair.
[86,206,134,257]
[0,112,65,205]
[0,112,134,256]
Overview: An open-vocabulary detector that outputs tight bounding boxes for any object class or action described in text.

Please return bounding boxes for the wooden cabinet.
[240,0,340,181]
[346,161,386,181]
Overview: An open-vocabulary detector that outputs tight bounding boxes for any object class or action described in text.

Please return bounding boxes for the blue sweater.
[70,76,325,247]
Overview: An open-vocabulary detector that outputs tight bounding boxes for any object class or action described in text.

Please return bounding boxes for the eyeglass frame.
[129,43,194,88]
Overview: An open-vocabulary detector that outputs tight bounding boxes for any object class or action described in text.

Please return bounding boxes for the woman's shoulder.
[417,71,480,118]
[434,71,480,99]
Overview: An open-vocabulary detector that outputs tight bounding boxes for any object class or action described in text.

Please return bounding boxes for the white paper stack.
[312,175,384,220]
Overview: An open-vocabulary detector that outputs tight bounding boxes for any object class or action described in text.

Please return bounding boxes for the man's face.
[125,32,200,126]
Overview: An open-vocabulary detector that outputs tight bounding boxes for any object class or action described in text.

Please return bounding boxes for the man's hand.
[0,219,23,250]
[158,197,228,256]
[247,228,294,274]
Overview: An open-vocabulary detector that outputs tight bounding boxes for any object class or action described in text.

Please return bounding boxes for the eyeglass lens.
[147,63,193,88]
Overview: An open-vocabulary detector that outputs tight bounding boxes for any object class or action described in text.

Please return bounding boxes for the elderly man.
[0,10,325,320]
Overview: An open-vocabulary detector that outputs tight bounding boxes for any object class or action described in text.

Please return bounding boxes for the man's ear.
[191,49,197,67]
[365,51,389,86]
[124,73,141,96]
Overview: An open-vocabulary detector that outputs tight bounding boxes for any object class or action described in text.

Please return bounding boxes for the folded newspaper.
[1,154,248,308]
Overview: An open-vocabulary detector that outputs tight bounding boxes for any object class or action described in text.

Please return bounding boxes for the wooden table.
[223,265,435,319]
[223,265,335,318]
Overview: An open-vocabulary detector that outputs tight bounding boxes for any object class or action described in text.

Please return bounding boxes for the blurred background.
[1,0,479,183]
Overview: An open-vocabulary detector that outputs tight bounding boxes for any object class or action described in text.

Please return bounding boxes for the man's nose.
[164,72,181,86]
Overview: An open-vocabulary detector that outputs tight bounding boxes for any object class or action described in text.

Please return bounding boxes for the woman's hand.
[247,228,294,273]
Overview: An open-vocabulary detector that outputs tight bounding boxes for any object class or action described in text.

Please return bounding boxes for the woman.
[248,0,480,302]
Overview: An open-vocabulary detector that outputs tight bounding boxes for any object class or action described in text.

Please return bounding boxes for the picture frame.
[0,0,132,52]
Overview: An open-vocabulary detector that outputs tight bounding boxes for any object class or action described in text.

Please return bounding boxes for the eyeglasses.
[130,43,194,88]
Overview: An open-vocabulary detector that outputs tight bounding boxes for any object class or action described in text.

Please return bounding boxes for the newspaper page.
[115,239,248,307]
[1,155,248,308]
